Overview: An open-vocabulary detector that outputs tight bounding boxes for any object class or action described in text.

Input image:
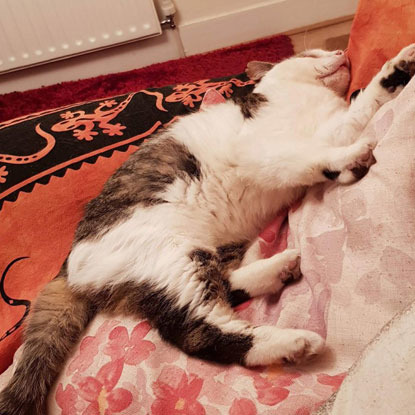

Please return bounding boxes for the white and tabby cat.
[2,44,415,415]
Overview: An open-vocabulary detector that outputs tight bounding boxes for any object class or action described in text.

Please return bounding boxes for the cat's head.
[246,49,350,97]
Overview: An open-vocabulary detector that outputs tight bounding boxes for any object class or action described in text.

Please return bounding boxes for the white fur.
[229,248,300,297]
[245,326,325,366]
[67,45,415,366]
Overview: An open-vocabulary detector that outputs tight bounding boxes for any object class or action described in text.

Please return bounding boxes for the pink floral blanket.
[2,83,415,414]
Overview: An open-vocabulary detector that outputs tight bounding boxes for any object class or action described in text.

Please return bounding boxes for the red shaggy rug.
[0,34,293,123]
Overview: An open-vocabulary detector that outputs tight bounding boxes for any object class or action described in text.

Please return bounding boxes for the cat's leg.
[219,221,303,306]
[260,139,376,186]
[190,249,323,365]
[200,301,324,366]
[240,126,377,187]
[0,275,95,415]
[320,140,376,184]
[115,250,324,367]
[227,246,301,306]
[326,43,415,147]
[351,43,415,112]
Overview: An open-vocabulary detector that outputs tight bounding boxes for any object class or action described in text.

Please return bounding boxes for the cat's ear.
[245,61,275,81]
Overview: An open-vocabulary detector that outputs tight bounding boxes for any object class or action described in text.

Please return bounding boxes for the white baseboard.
[179,0,358,55]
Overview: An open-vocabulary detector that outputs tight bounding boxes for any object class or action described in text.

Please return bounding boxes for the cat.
[1,44,415,415]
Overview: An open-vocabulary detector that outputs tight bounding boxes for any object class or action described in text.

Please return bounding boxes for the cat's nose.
[334,50,344,56]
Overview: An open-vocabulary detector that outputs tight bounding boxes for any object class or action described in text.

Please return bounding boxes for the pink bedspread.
[2,83,415,414]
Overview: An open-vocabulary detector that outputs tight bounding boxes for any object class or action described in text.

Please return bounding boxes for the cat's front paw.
[324,143,376,184]
[344,144,376,182]
[380,43,415,93]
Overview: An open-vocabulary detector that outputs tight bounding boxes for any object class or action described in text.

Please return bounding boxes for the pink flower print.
[295,406,313,415]
[151,365,205,415]
[268,370,343,415]
[234,298,253,312]
[77,359,133,415]
[123,367,153,414]
[229,398,257,415]
[258,209,289,258]
[262,393,323,415]
[146,333,182,369]
[68,319,120,379]
[282,371,334,412]
[0,165,8,183]
[317,373,346,391]
[56,384,79,415]
[104,322,156,365]
[186,356,252,406]
[253,365,301,406]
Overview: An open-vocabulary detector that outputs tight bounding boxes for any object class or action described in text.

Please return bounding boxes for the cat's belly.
[67,204,199,289]
[66,203,267,291]
[67,181,302,290]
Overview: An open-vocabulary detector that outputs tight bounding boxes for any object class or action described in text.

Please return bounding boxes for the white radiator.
[0,0,162,74]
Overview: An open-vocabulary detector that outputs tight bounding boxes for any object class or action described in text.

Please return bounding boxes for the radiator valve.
[159,0,176,29]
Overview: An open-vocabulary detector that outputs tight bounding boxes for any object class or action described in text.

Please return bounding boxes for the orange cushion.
[347,0,415,99]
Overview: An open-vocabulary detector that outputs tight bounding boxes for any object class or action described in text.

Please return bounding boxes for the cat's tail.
[0,275,94,415]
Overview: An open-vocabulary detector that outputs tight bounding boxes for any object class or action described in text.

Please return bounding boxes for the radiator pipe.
[159,0,176,29]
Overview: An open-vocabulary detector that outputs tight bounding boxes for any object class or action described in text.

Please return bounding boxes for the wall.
[0,0,358,94]
[175,0,278,23]
[176,0,359,55]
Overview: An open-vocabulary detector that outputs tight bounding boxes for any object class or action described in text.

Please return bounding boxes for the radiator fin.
[0,0,161,73]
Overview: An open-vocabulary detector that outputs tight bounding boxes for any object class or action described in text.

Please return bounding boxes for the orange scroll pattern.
[165,78,254,107]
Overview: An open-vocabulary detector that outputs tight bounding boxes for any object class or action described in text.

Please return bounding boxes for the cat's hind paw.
[282,330,326,365]
[245,327,326,366]
[279,250,302,285]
